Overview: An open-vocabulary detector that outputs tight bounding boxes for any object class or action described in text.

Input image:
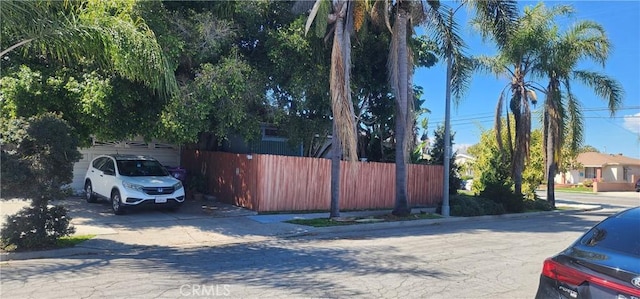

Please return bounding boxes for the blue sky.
[414,1,640,159]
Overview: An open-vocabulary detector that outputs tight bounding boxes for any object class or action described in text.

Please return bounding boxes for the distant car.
[534,206,640,299]
[84,154,185,215]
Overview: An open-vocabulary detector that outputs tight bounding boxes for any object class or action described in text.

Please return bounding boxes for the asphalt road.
[0,208,623,299]
[541,190,640,208]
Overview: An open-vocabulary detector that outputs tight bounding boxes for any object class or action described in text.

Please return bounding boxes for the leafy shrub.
[582,179,594,187]
[438,195,505,217]
[480,180,525,213]
[1,113,81,250]
[523,198,554,211]
[1,206,75,251]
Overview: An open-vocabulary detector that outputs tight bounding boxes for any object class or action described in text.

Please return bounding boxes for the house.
[555,152,640,191]
[219,125,303,157]
[455,153,476,178]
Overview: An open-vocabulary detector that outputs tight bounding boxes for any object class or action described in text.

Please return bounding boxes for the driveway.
[1,197,310,261]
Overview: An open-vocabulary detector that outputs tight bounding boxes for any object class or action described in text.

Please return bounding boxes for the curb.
[1,245,104,262]
[0,204,602,262]
[292,204,603,236]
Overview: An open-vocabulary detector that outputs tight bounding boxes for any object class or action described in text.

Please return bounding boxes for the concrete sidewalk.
[0,198,603,261]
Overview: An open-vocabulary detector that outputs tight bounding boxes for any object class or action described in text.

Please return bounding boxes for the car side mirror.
[104,169,115,176]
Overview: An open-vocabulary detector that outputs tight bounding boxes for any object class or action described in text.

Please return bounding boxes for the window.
[101,159,115,174]
[116,160,168,177]
[92,157,107,169]
[623,167,629,181]
[580,217,640,257]
[584,167,599,179]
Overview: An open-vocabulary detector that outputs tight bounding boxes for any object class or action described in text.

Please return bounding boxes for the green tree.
[1,0,177,99]
[535,7,623,207]
[523,129,544,198]
[0,113,81,250]
[0,63,166,145]
[264,16,333,157]
[579,145,600,153]
[426,125,461,195]
[468,118,543,201]
[160,48,265,144]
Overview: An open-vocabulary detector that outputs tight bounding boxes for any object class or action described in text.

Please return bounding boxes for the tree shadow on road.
[1,238,449,298]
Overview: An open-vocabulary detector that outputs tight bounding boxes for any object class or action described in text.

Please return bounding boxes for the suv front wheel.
[111,190,125,215]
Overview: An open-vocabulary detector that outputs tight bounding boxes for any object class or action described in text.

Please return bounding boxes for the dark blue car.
[535,207,640,298]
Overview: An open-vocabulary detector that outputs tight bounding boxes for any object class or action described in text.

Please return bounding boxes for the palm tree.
[475,3,569,196]
[1,0,177,98]
[536,15,623,207]
[304,0,367,218]
[383,0,518,216]
[384,0,417,216]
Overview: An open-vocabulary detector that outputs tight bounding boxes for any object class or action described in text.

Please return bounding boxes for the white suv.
[84,154,185,215]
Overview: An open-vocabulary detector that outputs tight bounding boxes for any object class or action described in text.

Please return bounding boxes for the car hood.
[121,176,180,187]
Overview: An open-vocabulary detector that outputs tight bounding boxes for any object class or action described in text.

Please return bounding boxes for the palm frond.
[387,13,401,100]
[329,26,358,162]
[562,20,609,66]
[1,0,178,99]
[563,79,584,155]
[469,0,519,48]
[472,55,508,77]
[451,54,473,103]
[314,0,331,38]
[494,92,505,153]
[573,70,624,116]
[304,0,324,36]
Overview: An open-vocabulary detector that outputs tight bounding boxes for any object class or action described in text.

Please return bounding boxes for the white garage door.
[71,139,181,193]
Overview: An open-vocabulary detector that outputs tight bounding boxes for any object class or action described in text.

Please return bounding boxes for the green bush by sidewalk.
[438,193,554,217]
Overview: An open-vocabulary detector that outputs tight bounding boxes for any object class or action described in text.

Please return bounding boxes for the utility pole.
[441,7,455,217]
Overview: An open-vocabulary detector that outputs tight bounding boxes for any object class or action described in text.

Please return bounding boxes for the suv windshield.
[117,160,169,177]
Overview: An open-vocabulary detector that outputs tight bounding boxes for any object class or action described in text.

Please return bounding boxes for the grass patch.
[1,234,96,253]
[56,234,95,248]
[457,190,474,196]
[286,212,442,227]
[554,186,594,193]
[555,206,577,211]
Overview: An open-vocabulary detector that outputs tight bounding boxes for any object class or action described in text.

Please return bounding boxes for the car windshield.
[117,160,169,177]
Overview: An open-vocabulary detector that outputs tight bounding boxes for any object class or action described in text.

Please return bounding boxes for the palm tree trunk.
[511,82,530,196]
[330,121,342,218]
[545,126,556,207]
[544,81,561,208]
[328,0,356,218]
[391,9,411,217]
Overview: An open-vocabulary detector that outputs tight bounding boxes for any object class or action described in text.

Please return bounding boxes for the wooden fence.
[181,150,443,212]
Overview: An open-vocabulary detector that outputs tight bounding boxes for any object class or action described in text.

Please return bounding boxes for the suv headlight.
[123,181,144,192]
[173,181,183,190]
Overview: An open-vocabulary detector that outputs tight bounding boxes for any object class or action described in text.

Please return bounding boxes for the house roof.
[577,152,640,167]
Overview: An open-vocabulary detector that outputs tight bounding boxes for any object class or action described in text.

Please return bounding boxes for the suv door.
[86,157,106,193]
[96,158,117,198]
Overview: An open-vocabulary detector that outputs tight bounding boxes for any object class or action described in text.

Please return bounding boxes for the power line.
[426,106,640,124]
